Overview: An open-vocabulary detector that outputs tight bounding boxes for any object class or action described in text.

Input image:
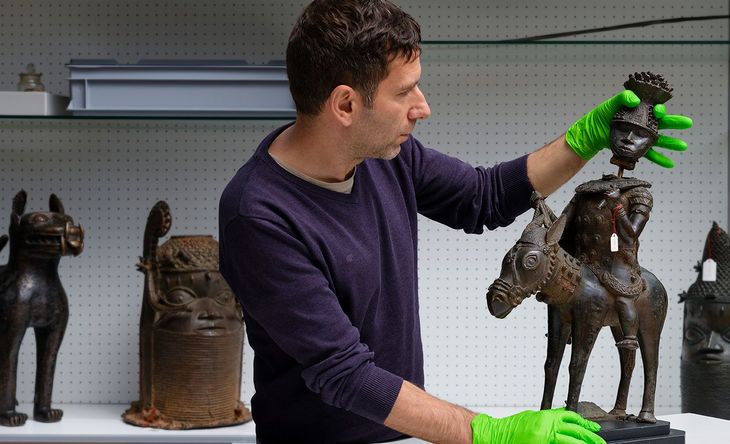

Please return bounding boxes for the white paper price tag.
[702,259,717,282]
[610,233,619,252]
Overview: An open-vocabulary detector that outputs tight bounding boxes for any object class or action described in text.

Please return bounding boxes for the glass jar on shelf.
[17,63,45,92]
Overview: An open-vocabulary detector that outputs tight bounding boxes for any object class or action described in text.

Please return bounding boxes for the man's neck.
[268,119,357,183]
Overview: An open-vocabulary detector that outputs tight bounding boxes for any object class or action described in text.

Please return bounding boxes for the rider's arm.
[611,187,652,238]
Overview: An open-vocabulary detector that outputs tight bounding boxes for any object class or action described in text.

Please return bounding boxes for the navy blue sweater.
[219,125,533,443]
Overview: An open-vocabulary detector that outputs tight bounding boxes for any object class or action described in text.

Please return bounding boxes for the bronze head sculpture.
[609,72,673,170]
[0,190,84,426]
[123,201,251,429]
[679,222,730,420]
[487,194,667,423]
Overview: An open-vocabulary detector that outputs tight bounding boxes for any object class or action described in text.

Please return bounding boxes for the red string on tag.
[611,204,623,234]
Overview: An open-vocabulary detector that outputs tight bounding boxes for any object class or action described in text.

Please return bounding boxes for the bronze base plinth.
[577,402,685,444]
[122,400,251,430]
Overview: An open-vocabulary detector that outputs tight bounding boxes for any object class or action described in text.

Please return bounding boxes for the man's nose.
[408,87,431,120]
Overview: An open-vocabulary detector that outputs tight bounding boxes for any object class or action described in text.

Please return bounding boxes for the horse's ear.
[529,192,544,222]
[546,214,567,245]
[529,191,544,209]
[531,208,542,223]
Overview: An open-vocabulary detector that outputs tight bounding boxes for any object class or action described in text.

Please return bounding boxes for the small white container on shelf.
[0,91,70,116]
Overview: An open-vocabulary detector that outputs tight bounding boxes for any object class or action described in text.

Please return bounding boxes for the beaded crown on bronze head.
[612,72,673,138]
[156,235,219,273]
[679,222,730,304]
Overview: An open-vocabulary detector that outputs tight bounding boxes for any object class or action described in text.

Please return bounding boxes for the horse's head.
[487,202,566,319]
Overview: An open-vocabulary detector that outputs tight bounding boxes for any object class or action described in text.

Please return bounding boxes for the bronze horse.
[486,195,667,423]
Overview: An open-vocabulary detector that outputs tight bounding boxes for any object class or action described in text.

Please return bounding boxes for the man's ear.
[327,85,359,127]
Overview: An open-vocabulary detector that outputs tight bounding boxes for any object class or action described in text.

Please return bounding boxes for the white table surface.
[0,404,256,443]
[0,405,728,443]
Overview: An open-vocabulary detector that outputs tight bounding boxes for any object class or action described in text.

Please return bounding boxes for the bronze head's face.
[682,302,730,364]
[153,270,242,336]
[609,121,656,163]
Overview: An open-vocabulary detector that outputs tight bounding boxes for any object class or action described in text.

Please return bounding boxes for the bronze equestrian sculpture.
[0,190,84,426]
[679,222,730,420]
[123,201,251,429]
[487,72,675,424]
[487,196,667,423]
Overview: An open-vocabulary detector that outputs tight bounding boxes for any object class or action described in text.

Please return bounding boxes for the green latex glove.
[565,90,693,168]
[471,409,606,444]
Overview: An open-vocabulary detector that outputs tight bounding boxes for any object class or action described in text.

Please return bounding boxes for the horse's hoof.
[609,408,627,418]
[34,407,63,423]
[637,411,657,423]
[0,410,28,427]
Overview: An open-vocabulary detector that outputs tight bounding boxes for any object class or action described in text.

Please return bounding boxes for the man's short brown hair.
[286,0,421,116]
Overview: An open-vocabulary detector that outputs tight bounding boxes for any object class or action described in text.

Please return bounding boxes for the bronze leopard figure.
[0,191,84,426]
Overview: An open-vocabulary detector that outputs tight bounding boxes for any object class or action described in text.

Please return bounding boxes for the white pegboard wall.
[0,0,727,416]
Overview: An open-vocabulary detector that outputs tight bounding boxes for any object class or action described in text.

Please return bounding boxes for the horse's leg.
[566,320,602,411]
[541,305,571,410]
[636,330,660,423]
[636,269,668,424]
[608,326,635,418]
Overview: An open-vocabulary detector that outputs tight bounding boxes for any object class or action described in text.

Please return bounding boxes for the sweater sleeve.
[406,137,535,233]
[220,215,404,423]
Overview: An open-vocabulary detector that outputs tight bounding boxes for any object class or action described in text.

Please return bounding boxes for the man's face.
[350,55,431,161]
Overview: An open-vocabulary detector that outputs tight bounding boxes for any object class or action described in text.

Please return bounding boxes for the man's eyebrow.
[398,80,420,92]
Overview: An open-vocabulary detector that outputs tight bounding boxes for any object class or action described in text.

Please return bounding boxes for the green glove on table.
[565,90,693,168]
[471,408,606,444]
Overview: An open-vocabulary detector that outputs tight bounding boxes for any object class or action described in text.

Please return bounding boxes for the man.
[219,1,691,443]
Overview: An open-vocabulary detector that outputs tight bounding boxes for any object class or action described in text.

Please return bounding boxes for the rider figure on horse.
[562,178,652,350]
[561,72,673,351]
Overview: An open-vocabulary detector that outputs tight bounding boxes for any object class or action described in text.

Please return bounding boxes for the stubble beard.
[351,139,401,161]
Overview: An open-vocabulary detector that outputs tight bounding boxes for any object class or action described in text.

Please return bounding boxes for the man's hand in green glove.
[565,90,693,167]
[471,408,606,444]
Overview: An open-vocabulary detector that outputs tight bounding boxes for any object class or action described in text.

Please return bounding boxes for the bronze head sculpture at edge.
[679,222,730,420]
